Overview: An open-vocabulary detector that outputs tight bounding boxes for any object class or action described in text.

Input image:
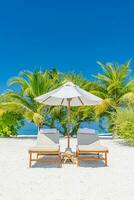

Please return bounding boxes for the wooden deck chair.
[28,129,61,167]
[76,128,109,166]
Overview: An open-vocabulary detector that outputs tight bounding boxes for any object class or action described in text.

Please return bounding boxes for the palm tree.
[91,61,134,117]
[4,69,61,127]
[3,69,102,135]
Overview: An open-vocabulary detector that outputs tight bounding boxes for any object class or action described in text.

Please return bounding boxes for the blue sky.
[0,0,134,91]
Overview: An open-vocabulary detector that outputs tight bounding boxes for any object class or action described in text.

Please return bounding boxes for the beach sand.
[0,138,134,200]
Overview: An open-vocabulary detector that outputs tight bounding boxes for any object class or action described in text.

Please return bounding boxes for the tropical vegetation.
[92,61,134,117]
[0,61,134,145]
[0,112,24,137]
[111,108,134,145]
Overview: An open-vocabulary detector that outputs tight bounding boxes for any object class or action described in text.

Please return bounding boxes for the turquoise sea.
[18,119,112,136]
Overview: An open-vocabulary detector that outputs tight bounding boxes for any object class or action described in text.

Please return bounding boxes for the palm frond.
[95,98,115,117]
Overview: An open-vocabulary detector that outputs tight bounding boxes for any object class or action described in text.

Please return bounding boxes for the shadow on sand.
[31,156,62,168]
[31,158,106,168]
[78,160,106,168]
[32,162,61,168]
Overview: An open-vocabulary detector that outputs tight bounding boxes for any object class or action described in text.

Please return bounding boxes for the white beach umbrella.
[35,81,102,148]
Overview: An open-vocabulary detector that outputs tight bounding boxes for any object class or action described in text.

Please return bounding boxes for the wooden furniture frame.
[76,128,109,167]
[76,147,108,166]
[61,151,76,164]
[29,148,61,168]
[28,129,62,168]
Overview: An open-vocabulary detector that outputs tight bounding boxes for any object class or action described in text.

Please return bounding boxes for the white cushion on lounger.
[37,129,59,146]
[29,144,60,152]
[39,128,58,134]
[77,131,108,152]
[78,128,96,134]
[77,144,108,151]
[77,132,99,145]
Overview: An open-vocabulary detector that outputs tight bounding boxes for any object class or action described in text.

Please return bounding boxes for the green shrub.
[112,108,134,145]
[0,112,24,137]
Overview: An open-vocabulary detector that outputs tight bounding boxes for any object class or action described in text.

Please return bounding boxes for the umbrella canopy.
[35,81,102,106]
[35,81,102,148]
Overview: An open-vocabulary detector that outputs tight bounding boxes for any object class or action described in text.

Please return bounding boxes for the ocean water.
[18,119,111,136]
[18,128,38,135]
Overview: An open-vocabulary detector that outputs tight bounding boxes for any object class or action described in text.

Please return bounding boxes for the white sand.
[0,138,134,200]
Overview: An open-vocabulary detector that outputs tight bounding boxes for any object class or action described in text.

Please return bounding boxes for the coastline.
[0,134,113,139]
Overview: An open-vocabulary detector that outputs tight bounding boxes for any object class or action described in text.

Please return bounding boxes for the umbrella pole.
[67,98,71,148]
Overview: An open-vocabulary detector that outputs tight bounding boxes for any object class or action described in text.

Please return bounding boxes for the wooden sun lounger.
[76,128,109,166]
[28,129,62,167]
[76,147,108,166]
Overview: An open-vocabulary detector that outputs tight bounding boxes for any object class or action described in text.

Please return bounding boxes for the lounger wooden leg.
[77,157,80,166]
[59,149,62,167]
[29,152,32,168]
[76,150,78,158]
[77,149,80,167]
[58,152,62,167]
[104,152,108,166]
